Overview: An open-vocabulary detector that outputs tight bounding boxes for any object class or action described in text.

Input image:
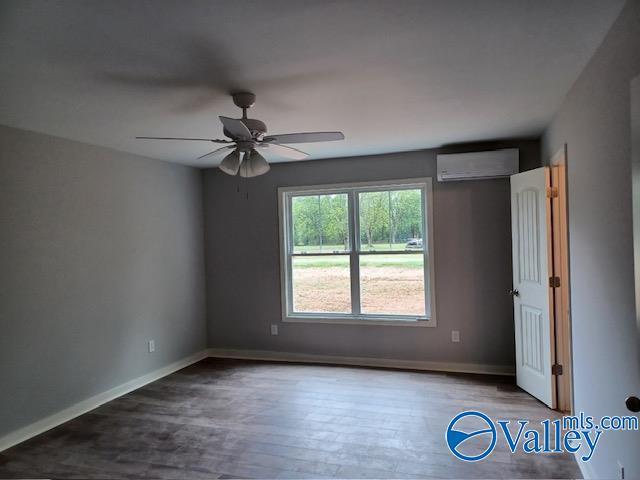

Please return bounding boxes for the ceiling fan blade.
[239,149,270,178]
[219,116,252,140]
[136,136,229,143]
[258,142,308,160]
[263,132,344,144]
[198,145,234,160]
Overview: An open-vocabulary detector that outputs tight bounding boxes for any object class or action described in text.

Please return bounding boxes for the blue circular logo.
[446,411,497,462]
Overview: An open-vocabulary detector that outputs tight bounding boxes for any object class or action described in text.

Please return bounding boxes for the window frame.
[278,177,436,327]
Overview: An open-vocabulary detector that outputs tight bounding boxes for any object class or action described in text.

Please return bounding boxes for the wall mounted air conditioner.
[436,148,519,182]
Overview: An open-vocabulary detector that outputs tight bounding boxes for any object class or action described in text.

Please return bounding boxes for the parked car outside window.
[405,238,423,249]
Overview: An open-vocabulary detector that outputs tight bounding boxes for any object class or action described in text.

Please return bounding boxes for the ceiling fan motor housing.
[223,117,267,140]
[234,140,255,153]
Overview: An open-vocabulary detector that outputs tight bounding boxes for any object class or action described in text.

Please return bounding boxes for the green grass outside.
[293,253,424,269]
[293,242,418,253]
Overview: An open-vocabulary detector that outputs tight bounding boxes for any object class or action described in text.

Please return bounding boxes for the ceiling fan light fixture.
[239,149,271,178]
[218,149,242,175]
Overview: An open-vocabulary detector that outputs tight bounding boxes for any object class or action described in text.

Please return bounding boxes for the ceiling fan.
[137,92,344,177]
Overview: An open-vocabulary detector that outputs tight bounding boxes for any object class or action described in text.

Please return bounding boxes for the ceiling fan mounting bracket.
[232,92,256,110]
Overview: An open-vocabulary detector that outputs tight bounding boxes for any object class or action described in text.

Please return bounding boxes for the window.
[278,178,435,326]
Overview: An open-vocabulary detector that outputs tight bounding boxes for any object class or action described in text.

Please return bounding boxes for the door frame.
[549,145,574,413]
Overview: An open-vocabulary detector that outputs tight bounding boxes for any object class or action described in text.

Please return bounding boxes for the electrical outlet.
[618,460,625,480]
[148,340,155,353]
[451,330,460,343]
[271,324,278,336]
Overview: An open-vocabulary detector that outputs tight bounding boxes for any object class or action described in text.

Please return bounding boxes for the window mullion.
[349,190,361,315]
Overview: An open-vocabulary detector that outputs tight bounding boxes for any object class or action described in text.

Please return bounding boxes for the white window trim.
[277,177,436,327]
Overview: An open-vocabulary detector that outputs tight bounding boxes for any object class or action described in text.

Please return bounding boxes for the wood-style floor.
[0,358,581,479]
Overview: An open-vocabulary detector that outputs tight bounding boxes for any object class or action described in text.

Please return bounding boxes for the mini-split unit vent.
[436,148,519,182]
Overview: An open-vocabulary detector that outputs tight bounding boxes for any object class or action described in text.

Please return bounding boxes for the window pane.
[292,255,351,313]
[359,254,425,316]
[358,189,423,251]
[291,193,349,253]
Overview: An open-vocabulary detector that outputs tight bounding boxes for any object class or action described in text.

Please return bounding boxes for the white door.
[511,167,556,408]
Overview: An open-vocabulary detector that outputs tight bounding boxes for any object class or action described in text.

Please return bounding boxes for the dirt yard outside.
[292,264,425,316]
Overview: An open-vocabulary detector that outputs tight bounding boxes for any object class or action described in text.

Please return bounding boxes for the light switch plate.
[271,324,278,335]
[451,330,460,343]
[148,340,155,352]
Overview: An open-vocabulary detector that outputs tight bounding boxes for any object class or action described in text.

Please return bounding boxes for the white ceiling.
[0,0,625,167]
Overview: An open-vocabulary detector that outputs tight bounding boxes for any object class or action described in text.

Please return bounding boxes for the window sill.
[282,315,436,327]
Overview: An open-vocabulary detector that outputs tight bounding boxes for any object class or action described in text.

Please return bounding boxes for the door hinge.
[549,276,561,288]
[546,187,559,198]
[552,364,563,376]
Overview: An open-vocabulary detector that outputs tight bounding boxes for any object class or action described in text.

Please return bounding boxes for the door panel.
[521,305,544,375]
[517,188,541,284]
[511,167,555,408]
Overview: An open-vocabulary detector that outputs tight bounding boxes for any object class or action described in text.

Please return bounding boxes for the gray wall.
[541,0,640,477]
[0,125,207,438]
[203,140,539,368]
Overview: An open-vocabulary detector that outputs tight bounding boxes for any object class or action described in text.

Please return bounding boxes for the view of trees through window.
[359,189,423,250]
[292,194,349,253]
[288,187,426,317]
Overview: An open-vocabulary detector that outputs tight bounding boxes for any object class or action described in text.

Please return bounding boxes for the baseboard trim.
[207,348,515,376]
[0,349,209,453]
[0,348,513,453]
